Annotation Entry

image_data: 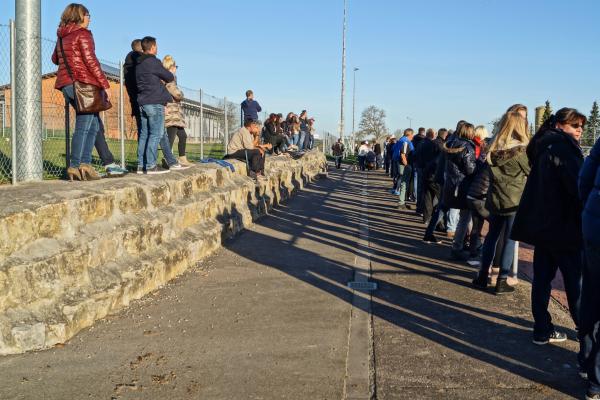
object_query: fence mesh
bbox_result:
[0,25,11,184]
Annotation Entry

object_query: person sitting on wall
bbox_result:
[224,119,271,180]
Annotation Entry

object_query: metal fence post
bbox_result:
[64,99,70,169]
[15,0,43,182]
[119,61,125,168]
[200,88,203,160]
[223,96,228,151]
[10,19,16,184]
[1,101,5,138]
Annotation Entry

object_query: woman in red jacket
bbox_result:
[51,3,112,181]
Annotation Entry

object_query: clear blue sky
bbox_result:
[3,0,600,136]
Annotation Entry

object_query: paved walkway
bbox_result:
[0,165,583,399]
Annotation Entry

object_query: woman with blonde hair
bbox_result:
[162,55,190,166]
[473,111,530,294]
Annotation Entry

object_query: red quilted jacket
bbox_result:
[51,24,109,90]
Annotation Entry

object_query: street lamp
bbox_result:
[351,67,359,151]
[406,116,413,129]
[339,0,347,141]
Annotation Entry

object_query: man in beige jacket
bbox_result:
[225,120,271,178]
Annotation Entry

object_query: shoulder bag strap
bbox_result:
[58,37,75,82]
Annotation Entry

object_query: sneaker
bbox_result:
[472,274,488,290]
[146,166,170,175]
[494,278,515,294]
[466,259,481,267]
[532,330,567,345]
[392,190,400,195]
[423,234,442,244]
[136,166,144,175]
[398,204,408,211]
[587,383,600,400]
[169,162,191,171]
[105,163,128,176]
[161,158,170,170]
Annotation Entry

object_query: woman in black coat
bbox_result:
[511,107,586,345]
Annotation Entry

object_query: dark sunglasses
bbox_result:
[569,123,584,129]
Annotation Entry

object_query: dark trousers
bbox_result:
[225,149,265,174]
[422,180,440,224]
[579,242,600,385]
[425,201,448,237]
[531,246,582,337]
[266,134,286,153]
[416,168,425,213]
[95,120,115,166]
[384,157,391,174]
[467,198,487,257]
[166,126,187,156]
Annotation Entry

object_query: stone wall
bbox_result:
[0,151,327,355]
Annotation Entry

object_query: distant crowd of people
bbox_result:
[53,3,315,182]
[358,105,600,399]
[224,90,317,179]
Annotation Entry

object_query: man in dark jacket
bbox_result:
[512,111,585,345]
[135,36,175,174]
[411,128,427,211]
[241,90,262,123]
[332,139,345,169]
[578,137,600,399]
[385,137,395,176]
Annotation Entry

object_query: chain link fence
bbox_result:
[0,24,12,184]
[0,21,244,184]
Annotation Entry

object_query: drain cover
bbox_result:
[347,281,377,291]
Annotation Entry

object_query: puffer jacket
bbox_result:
[51,24,109,90]
[486,144,529,216]
[512,129,582,250]
[441,136,476,209]
[164,81,185,128]
[580,137,600,245]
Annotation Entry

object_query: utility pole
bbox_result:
[339,0,347,141]
[406,116,413,129]
[351,67,358,151]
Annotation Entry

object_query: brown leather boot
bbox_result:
[79,164,101,181]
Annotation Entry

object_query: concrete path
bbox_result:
[0,166,584,399]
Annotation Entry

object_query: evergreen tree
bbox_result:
[584,101,600,147]
[541,100,552,125]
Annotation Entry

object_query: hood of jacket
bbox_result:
[56,23,85,39]
[443,136,474,154]
[489,145,528,167]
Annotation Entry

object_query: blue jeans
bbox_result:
[297,131,306,150]
[532,245,582,337]
[579,242,600,385]
[478,213,516,279]
[397,165,412,205]
[138,104,165,169]
[62,85,100,168]
[446,208,460,232]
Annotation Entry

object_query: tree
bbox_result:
[357,105,388,142]
[583,101,600,147]
[541,100,552,125]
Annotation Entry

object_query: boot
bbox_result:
[472,273,488,290]
[78,164,101,181]
[178,156,191,166]
[495,278,515,294]
[66,166,83,181]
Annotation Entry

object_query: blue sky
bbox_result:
[2,0,600,136]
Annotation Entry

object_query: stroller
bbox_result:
[365,151,377,171]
